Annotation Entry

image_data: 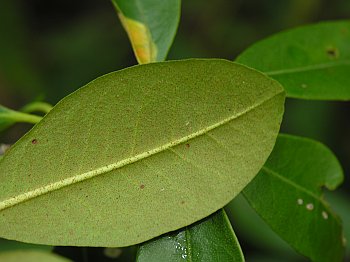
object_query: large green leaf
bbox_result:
[236,20,350,100]
[243,134,345,262]
[111,0,181,63]
[0,250,71,262]
[137,209,244,262]
[0,59,284,247]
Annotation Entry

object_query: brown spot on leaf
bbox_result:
[326,47,339,59]
[31,139,38,145]
[185,143,190,148]
[140,184,145,189]
[181,201,185,204]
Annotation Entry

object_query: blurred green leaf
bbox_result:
[0,0,45,98]
[0,250,70,262]
[236,20,350,100]
[243,134,345,262]
[0,59,284,247]
[0,238,52,253]
[111,0,181,63]
[137,209,244,262]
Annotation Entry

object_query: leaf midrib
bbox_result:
[260,166,331,210]
[265,60,350,76]
[0,91,282,212]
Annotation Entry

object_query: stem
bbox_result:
[21,101,53,114]
[1,111,43,124]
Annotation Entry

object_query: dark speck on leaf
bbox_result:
[140,184,145,189]
[326,47,339,59]
[181,201,185,204]
[186,143,190,148]
[31,139,38,145]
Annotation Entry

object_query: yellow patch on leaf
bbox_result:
[118,13,158,64]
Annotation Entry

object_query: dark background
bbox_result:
[0,0,349,261]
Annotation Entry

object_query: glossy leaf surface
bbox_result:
[137,209,244,262]
[0,251,70,262]
[112,0,180,63]
[0,59,284,247]
[236,20,350,100]
[243,134,345,262]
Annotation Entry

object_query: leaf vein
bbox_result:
[265,60,350,76]
[0,92,282,211]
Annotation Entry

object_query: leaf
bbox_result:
[0,250,71,262]
[137,209,244,262]
[0,238,52,252]
[0,59,285,247]
[226,194,304,260]
[236,20,350,100]
[0,105,42,132]
[325,192,350,258]
[111,0,181,63]
[243,134,345,262]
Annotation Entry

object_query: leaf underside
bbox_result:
[0,59,284,247]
